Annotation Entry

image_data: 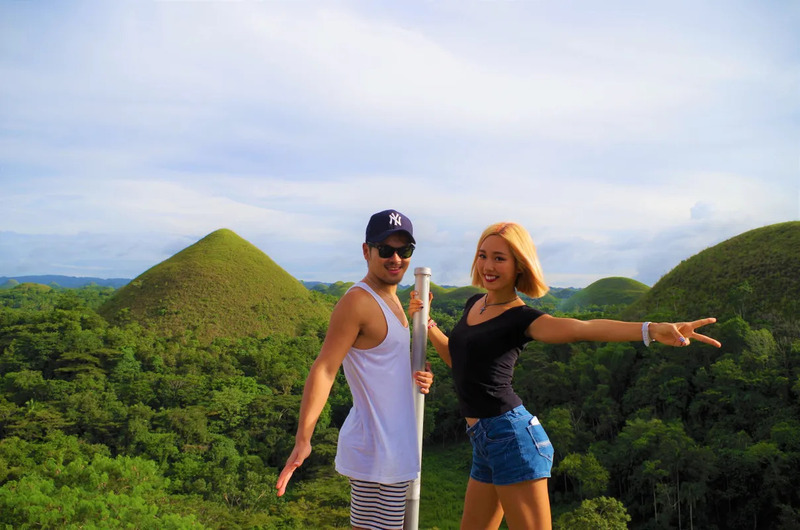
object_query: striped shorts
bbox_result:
[349,478,411,530]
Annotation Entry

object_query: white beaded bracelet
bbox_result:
[642,321,653,347]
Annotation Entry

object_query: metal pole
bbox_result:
[404,267,431,530]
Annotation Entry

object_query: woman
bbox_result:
[410,222,720,530]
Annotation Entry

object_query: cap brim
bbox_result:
[367,229,415,245]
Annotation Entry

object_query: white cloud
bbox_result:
[1,1,797,286]
[6,1,788,148]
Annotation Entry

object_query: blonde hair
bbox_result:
[470,222,550,299]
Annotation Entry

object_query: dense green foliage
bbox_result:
[421,291,800,527]
[2,222,798,529]
[98,229,332,344]
[0,282,117,311]
[1,284,350,528]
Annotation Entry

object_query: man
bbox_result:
[276,209,433,530]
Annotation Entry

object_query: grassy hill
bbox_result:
[98,228,332,343]
[398,283,484,314]
[559,276,649,312]
[10,282,52,292]
[309,281,356,298]
[396,283,574,314]
[623,221,800,336]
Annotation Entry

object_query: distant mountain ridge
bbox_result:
[0,275,130,289]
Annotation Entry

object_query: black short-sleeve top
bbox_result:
[449,293,545,418]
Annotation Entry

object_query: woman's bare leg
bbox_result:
[460,478,504,530]
[496,478,551,530]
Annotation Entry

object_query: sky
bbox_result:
[1,1,798,289]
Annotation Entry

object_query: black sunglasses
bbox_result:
[368,243,415,259]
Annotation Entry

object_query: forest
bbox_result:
[1,280,798,529]
[1,222,799,529]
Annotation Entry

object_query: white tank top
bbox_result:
[334,282,420,483]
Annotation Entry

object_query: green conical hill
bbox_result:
[13,282,51,292]
[623,221,800,334]
[559,277,649,312]
[397,282,563,313]
[98,229,331,343]
[398,283,484,312]
[533,292,561,307]
[311,281,355,298]
[427,284,485,303]
[1,279,20,289]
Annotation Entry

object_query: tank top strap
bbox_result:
[350,281,406,329]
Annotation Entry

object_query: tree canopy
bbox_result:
[2,222,798,529]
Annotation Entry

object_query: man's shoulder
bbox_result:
[334,284,375,313]
[329,284,384,332]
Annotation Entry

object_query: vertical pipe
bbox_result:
[404,267,431,530]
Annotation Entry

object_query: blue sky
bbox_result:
[1,1,798,288]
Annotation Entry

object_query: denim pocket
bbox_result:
[485,416,517,443]
[527,420,554,462]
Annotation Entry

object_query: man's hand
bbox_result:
[276,441,312,497]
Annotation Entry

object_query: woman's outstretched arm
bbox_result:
[527,315,721,348]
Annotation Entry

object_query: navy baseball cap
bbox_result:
[365,209,415,244]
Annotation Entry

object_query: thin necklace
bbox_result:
[480,294,520,314]
[366,280,405,315]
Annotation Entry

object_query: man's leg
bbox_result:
[350,479,411,530]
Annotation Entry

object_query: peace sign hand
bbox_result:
[651,318,721,348]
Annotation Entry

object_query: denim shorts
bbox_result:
[466,405,554,485]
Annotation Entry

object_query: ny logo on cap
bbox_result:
[389,212,402,226]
